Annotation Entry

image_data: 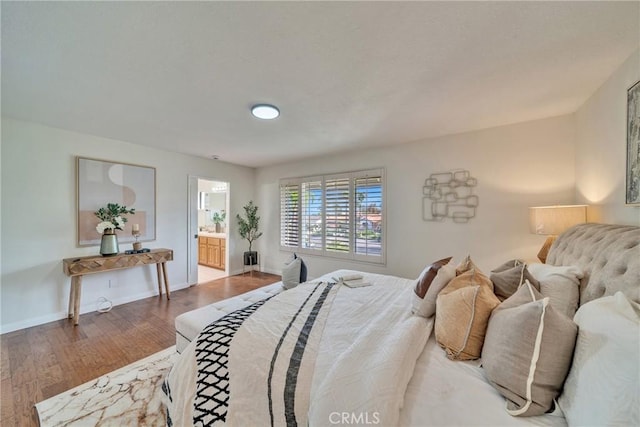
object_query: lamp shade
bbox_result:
[529,205,587,236]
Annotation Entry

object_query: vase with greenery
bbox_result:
[236,200,262,265]
[95,203,135,256]
[212,211,226,233]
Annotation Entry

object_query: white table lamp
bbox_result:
[529,205,587,263]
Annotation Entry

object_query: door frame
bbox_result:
[187,175,230,284]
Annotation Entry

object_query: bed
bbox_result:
[164,223,639,426]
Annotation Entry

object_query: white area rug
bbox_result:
[35,346,178,427]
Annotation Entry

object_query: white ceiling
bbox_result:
[2,1,638,168]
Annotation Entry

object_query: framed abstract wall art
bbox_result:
[77,157,156,246]
[627,80,640,205]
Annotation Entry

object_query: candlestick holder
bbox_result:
[132,229,142,251]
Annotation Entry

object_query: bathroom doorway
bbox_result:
[188,176,229,284]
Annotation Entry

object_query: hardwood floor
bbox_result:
[0,272,280,427]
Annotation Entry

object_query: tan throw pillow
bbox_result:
[482,281,578,417]
[490,260,540,301]
[440,267,494,295]
[414,257,453,298]
[435,281,500,360]
[455,254,479,275]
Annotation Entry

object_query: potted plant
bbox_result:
[95,203,135,256]
[236,200,262,266]
[212,211,226,233]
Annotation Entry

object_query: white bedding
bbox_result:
[400,336,567,426]
[165,269,570,426]
[164,269,431,426]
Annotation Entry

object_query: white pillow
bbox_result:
[558,292,640,426]
[412,262,456,318]
[527,263,582,318]
[282,258,302,289]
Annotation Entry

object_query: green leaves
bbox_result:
[94,203,135,231]
[236,200,262,252]
[212,211,226,224]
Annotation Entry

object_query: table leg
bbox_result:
[68,277,77,319]
[156,264,163,296]
[73,276,82,326]
[161,262,170,300]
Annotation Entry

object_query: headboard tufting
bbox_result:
[546,223,640,306]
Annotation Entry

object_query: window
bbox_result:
[280,168,384,264]
[280,183,299,248]
[301,180,322,250]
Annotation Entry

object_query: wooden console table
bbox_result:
[62,248,173,325]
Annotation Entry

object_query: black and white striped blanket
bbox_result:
[163,272,432,427]
[193,281,337,426]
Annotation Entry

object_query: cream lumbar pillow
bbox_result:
[435,267,499,360]
[411,257,455,318]
[558,292,639,427]
[482,280,578,417]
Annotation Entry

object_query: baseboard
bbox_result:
[0,281,192,334]
[229,268,245,276]
[228,267,281,277]
[261,267,280,275]
[1,312,68,335]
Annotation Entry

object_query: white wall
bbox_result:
[0,118,255,333]
[575,49,640,225]
[256,115,577,280]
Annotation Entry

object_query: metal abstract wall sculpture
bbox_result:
[422,170,478,223]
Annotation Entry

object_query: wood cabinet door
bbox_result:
[198,237,208,265]
[220,242,226,269]
[198,243,207,264]
[207,240,216,267]
[212,245,221,268]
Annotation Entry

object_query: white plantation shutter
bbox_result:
[354,172,383,259]
[280,182,299,248]
[301,180,322,250]
[325,176,351,255]
[279,168,385,264]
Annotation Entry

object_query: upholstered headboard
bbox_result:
[546,223,640,305]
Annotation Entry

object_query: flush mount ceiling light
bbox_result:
[251,104,280,120]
